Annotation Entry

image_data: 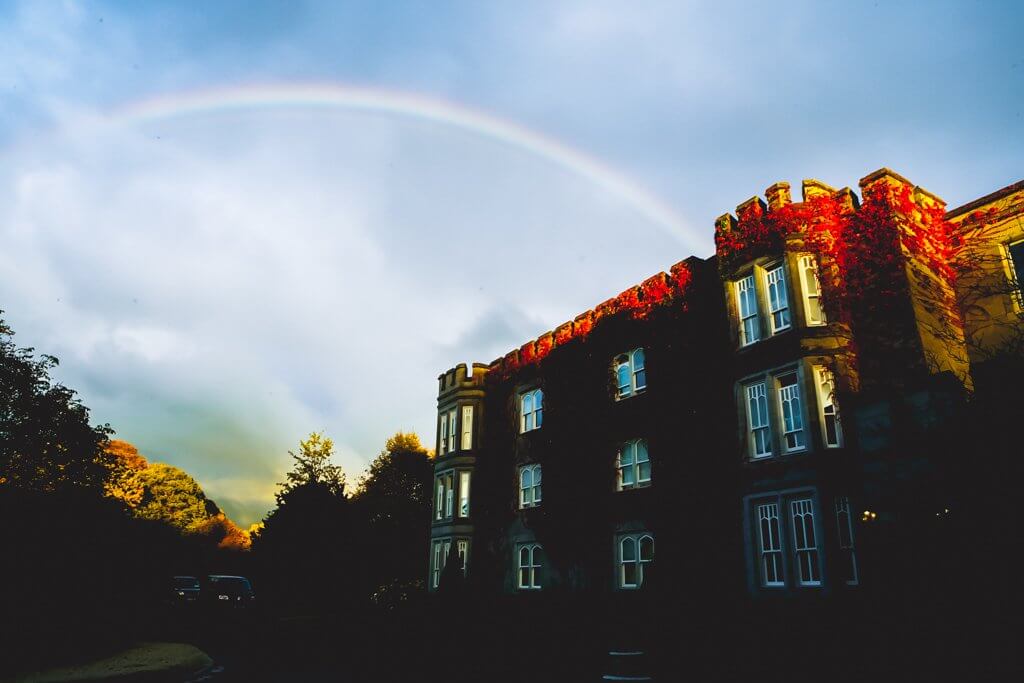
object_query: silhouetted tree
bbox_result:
[276,431,345,501]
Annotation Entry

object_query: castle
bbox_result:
[426,169,1023,675]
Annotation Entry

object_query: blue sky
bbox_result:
[1,1,1021,524]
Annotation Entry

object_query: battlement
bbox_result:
[437,362,489,395]
[482,257,701,380]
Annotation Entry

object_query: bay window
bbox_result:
[777,373,805,452]
[745,381,772,458]
[435,471,454,520]
[814,365,842,448]
[458,471,471,517]
[799,255,826,326]
[765,263,791,333]
[736,274,761,346]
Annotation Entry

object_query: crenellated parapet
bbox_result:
[482,257,701,380]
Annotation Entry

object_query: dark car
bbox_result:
[171,575,201,604]
[205,575,255,607]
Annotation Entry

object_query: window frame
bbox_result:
[431,538,451,589]
[516,543,543,590]
[616,439,651,491]
[519,388,543,433]
[798,254,827,327]
[834,496,859,586]
[460,405,474,450]
[617,533,654,590]
[614,348,647,399]
[518,463,542,509]
[764,261,792,335]
[446,407,457,453]
[746,490,824,592]
[813,365,843,448]
[1005,238,1024,312]
[458,470,471,518]
[434,470,455,521]
[756,502,784,588]
[744,380,772,459]
[735,273,762,346]
[776,372,806,454]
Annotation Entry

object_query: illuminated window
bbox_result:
[519,464,542,509]
[446,407,457,452]
[735,274,761,346]
[431,538,451,589]
[618,533,654,589]
[765,263,791,334]
[745,381,772,459]
[458,471,471,517]
[814,365,842,448]
[777,373,805,452]
[799,255,826,326]
[835,496,858,586]
[616,439,651,490]
[460,405,474,450]
[756,503,784,587]
[790,499,820,586]
[1008,240,1024,308]
[517,544,543,590]
[456,539,469,576]
[439,407,457,454]
[614,348,647,399]
[520,389,543,433]
[434,471,454,520]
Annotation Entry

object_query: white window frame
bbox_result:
[519,464,542,509]
[431,538,451,589]
[776,372,806,453]
[618,533,654,589]
[456,538,469,576]
[447,407,457,453]
[438,413,448,456]
[756,503,784,587]
[517,544,542,590]
[735,274,761,346]
[790,498,821,587]
[745,381,772,459]
[764,262,791,334]
[519,389,543,433]
[614,348,647,399]
[616,439,651,490]
[458,470,471,518]
[835,496,858,586]
[798,254,827,326]
[435,470,455,520]
[814,365,843,448]
[460,405,474,450]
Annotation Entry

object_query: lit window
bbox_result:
[461,405,474,450]
[790,499,820,586]
[777,373,805,452]
[517,544,543,590]
[434,471,454,520]
[519,464,542,509]
[614,349,647,399]
[745,381,772,459]
[756,503,784,587]
[616,439,651,490]
[835,497,858,586]
[799,255,826,326]
[520,389,543,433]
[1008,240,1024,308]
[431,538,451,589]
[619,534,654,589]
[736,274,761,346]
[765,263,791,334]
[446,407,457,453]
[456,539,469,576]
[458,471,471,518]
[814,365,842,448]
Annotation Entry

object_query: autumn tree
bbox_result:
[277,431,346,501]
[133,462,221,533]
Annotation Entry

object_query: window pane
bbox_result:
[622,467,635,486]
[623,563,637,586]
[636,441,649,462]
[639,536,654,561]
[621,537,636,561]
[1009,241,1024,290]
[521,467,532,489]
[620,445,634,467]
[617,363,631,396]
[638,460,652,482]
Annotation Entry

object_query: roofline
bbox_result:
[946,179,1024,219]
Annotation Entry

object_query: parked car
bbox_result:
[205,575,255,607]
[171,575,201,604]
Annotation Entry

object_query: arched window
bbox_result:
[619,533,654,588]
[517,544,543,590]
[616,439,651,490]
[520,388,543,432]
[519,464,542,508]
[614,348,647,399]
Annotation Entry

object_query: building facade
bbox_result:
[427,168,1023,608]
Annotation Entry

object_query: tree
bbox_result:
[276,431,346,501]
[0,313,111,493]
[134,462,220,533]
[102,439,148,507]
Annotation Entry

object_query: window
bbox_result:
[764,263,791,334]
[736,274,761,345]
[1008,240,1024,308]
[458,471,471,517]
[814,365,842,448]
[835,497,858,586]
[745,381,772,458]
[756,503,784,587]
[456,539,469,576]
[439,408,457,454]
[517,544,543,590]
[435,471,454,520]
[619,534,654,589]
[431,538,451,589]
[616,439,651,490]
[790,499,820,586]
[520,389,543,433]
[519,464,542,508]
[799,255,826,326]
[461,405,474,450]
[777,373,805,452]
[614,349,647,399]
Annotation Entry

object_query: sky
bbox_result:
[1,0,1021,525]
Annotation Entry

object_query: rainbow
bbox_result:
[108,83,698,249]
